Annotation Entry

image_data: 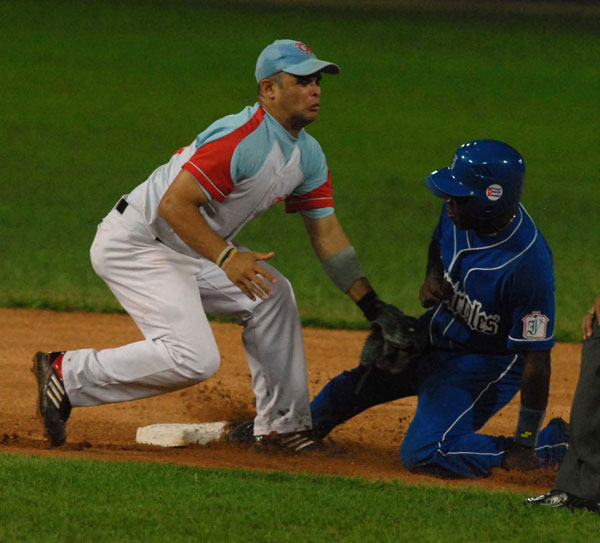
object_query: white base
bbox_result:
[136,422,229,447]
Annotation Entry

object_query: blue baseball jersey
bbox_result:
[427,202,555,354]
[310,201,565,479]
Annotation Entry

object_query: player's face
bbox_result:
[273,72,322,134]
[445,196,478,230]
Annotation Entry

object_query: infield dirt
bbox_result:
[1,308,580,492]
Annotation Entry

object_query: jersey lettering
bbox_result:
[443,272,500,335]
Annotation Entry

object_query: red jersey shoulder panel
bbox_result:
[182,107,266,202]
[285,171,334,213]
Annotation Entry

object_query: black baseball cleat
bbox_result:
[32,351,72,447]
[524,489,573,508]
[524,489,600,513]
[228,420,324,453]
[228,420,255,443]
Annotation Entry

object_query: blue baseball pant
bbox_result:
[310,349,568,478]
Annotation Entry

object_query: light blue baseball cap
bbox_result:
[255,39,340,83]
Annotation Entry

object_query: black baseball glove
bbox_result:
[359,304,420,375]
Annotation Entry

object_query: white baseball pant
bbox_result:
[61,202,312,435]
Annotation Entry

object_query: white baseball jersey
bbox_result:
[61,103,337,437]
[127,103,334,257]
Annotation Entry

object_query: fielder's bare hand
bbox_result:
[225,251,277,301]
[419,275,453,308]
[583,295,600,340]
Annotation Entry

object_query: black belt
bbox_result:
[116,198,164,245]
[116,198,129,214]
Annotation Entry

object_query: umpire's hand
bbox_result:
[583,295,600,340]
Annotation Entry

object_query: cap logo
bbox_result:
[294,42,312,55]
[486,184,503,201]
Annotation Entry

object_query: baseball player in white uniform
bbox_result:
[33,39,397,453]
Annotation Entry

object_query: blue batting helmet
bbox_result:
[425,140,525,219]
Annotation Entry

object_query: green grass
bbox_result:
[1,0,598,339]
[1,5,598,541]
[1,453,599,543]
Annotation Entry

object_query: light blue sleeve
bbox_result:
[195,105,258,148]
[300,208,334,219]
[295,133,334,219]
[230,122,272,183]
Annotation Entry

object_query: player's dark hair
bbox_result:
[257,72,283,97]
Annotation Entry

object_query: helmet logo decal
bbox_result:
[294,42,312,54]
[486,184,503,201]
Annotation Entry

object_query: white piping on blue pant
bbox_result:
[433,354,519,459]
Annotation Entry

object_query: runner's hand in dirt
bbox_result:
[503,444,539,471]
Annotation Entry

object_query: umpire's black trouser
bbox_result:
[554,318,600,501]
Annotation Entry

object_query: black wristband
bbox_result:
[514,406,545,448]
[356,290,385,321]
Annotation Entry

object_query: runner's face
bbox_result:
[445,196,477,230]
